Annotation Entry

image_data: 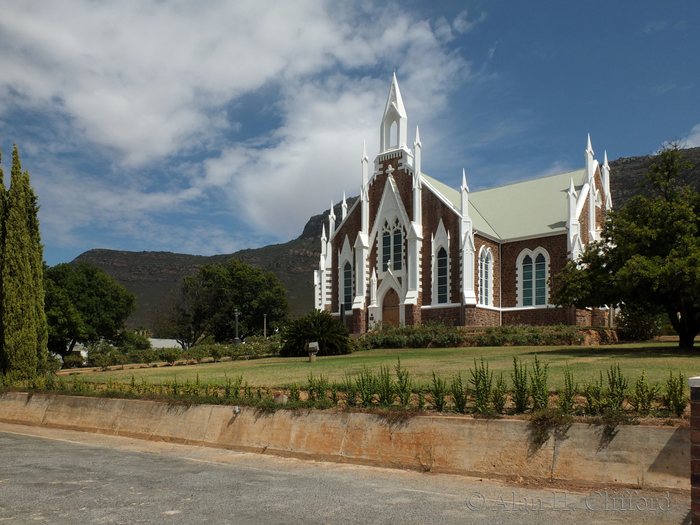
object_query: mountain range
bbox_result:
[73,147,700,329]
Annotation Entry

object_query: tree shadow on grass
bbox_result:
[521,345,697,360]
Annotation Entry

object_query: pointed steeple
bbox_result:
[320,224,327,258]
[328,200,336,235]
[601,151,612,210]
[361,140,369,190]
[379,74,408,153]
[461,168,470,193]
[585,134,596,183]
[460,168,470,216]
[341,192,347,220]
[413,126,422,186]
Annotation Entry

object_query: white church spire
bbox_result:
[460,168,476,305]
[328,200,336,236]
[379,73,408,153]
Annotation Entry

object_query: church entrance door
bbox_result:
[382,288,400,327]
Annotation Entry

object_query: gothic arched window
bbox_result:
[437,247,448,303]
[479,248,493,306]
[382,219,403,272]
[343,261,353,312]
[518,249,549,307]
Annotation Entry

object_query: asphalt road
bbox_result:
[0,423,691,524]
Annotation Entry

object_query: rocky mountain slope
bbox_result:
[73,148,700,329]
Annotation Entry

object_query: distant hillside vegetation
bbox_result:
[73,149,700,330]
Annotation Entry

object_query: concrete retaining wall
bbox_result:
[0,392,689,490]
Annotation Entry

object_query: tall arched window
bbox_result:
[437,247,448,303]
[519,249,549,307]
[479,248,493,306]
[382,219,403,272]
[522,255,533,306]
[534,253,546,306]
[343,262,353,312]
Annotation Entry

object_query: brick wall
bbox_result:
[503,307,572,326]
[421,187,461,306]
[404,303,421,326]
[690,376,700,524]
[421,306,462,325]
[501,235,568,308]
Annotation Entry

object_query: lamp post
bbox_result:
[233,308,241,345]
[264,313,267,338]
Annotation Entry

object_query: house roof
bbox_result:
[422,168,586,241]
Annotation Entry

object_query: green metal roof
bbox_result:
[422,168,586,241]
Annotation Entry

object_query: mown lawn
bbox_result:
[73,342,698,391]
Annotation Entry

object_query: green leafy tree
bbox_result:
[153,259,289,347]
[553,142,700,348]
[44,262,137,357]
[0,146,48,377]
[280,309,352,357]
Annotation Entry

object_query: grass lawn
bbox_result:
[74,342,698,392]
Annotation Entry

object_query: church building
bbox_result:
[314,75,612,333]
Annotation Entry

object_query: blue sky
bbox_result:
[0,1,698,267]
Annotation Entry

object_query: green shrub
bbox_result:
[114,330,152,352]
[491,372,507,414]
[280,310,353,357]
[615,304,665,341]
[433,332,463,348]
[395,358,413,407]
[62,354,84,369]
[406,333,434,348]
[557,365,577,415]
[662,371,688,416]
[183,346,207,364]
[451,372,468,414]
[583,372,605,415]
[342,373,357,407]
[605,363,628,412]
[469,358,492,414]
[511,357,529,413]
[530,355,549,411]
[376,365,396,407]
[307,372,329,402]
[630,371,659,416]
[355,365,376,407]
[289,382,301,403]
[157,347,182,365]
[430,372,448,412]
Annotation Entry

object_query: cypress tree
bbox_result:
[25,168,48,371]
[0,147,6,371]
[1,145,39,377]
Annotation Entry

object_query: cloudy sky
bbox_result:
[1,1,698,266]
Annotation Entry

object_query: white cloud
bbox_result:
[0,1,477,256]
[685,124,700,148]
[453,10,487,35]
[644,20,667,34]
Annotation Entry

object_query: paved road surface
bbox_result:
[0,423,690,524]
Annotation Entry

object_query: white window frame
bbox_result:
[516,248,550,308]
[338,235,354,313]
[478,246,493,306]
[381,218,404,273]
[431,219,450,305]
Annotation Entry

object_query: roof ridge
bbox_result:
[470,168,584,194]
